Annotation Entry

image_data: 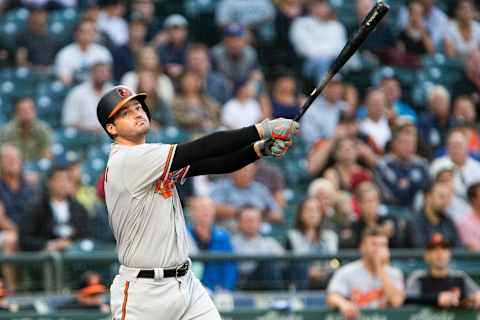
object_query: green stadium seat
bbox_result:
[184,0,220,16]
[55,127,100,154]
[48,8,79,41]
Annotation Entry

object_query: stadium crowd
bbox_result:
[1,0,480,317]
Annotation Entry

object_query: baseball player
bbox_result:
[96,85,299,320]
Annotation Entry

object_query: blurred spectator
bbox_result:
[289,0,347,83]
[359,89,391,151]
[216,0,274,31]
[457,182,480,251]
[398,0,449,49]
[452,96,480,154]
[394,1,435,66]
[15,4,60,69]
[185,43,233,105]
[0,201,18,292]
[418,85,455,158]
[301,76,346,147]
[211,23,260,84]
[187,196,237,291]
[0,144,35,226]
[232,206,285,290]
[54,19,113,85]
[453,50,480,109]
[73,271,109,313]
[285,198,338,289]
[269,71,301,119]
[111,12,147,81]
[376,121,430,208]
[307,111,379,176]
[20,164,89,251]
[0,97,53,162]
[136,70,174,128]
[353,0,396,63]
[0,279,9,309]
[130,0,162,43]
[157,14,190,79]
[22,0,76,9]
[327,227,405,318]
[445,0,480,59]
[307,178,344,229]
[210,164,282,227]
[254,160,286,209]
[63,154,98,214]
[323,137,372,194]
[431,129,480,221]
[172,71,220,134]
[379,68,417,123]
[62,61,113,134]
[121,46,174,106]
[407,181,462,248]
[221,79,264,129]
[406,234,480,309]
[269,0,303,68]
[97,0,128,47]
[350,182,404,248]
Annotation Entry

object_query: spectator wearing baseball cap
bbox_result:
[406,233,480,309]
[157,14,190,78]
[211,23,261,84]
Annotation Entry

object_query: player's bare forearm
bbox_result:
[171,126,260,171]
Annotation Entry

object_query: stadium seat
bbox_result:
[48,8,79,42]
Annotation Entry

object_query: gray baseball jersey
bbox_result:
[105,143,190,268]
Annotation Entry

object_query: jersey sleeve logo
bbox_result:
[154,168,188,199]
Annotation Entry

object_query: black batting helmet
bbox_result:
[96,85,151,138]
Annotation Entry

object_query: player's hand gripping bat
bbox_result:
[295,1,390,121]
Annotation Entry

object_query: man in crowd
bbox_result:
[187,196,237,292]
[406,234,480,309]
[231,206,285,290]
[359,89,391,152]
[457,182,480,251]
[376,121,430,209]
[210,163,282,228]
[21,164,89,252]
[430,129,480,221]
[327,227,405,319]
[0,97,53,162]
[62,61,113,134]
[407,181,462,248]
[54,19,112,85]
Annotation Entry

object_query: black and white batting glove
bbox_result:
[255,139,292,158]
[259,118,300,141]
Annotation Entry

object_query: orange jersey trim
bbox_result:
[121,281,130,320]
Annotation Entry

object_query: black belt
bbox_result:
[137,262,189,279]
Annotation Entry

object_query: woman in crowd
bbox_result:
[285,197,338,289]
[445,0,480,59]
[120,45,175,105]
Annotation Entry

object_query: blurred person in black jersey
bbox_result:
[406,233,480,309]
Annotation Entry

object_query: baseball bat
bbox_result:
[294,1,390,121]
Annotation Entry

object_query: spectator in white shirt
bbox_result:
[445,0,480,59]
[97,0,128,47]
[430,129,480,222]
[62,61,113,133]
[54,19,112,85]
[221,79,264,129]
[359,89,391,151]
[289,0,347,83]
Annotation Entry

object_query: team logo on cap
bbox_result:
[117,88,131,98]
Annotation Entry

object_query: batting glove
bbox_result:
[259,118,300,141]
[256,139,292,158]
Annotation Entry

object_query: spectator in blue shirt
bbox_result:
[407,181,462,248]
[210,163,283,228]
[0,144,35,226]
[418,85,455,159]
[187,196,238,292]
[376,120,431,209]
[157,14,190,79]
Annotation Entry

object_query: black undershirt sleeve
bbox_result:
[186,145,259,177]
[170,126,260,172]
